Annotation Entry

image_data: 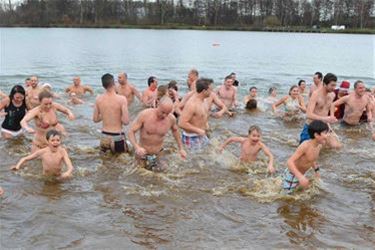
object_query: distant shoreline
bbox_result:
[1,24,374,34]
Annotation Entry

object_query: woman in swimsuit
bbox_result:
[272,85,306,119]
[0,85,27,139]
[21,90,75,152]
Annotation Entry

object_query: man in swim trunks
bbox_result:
[128,96,186,171]
[283,120,328,193]
[300,73,340,149]
[178,78,213,151]
[331,80,373,126]
[93,73,129,153]
[26,76,42,109]
[116,72,142,106]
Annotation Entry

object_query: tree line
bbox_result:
[1,0,374,29]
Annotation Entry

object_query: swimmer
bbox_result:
[128,96,187,171]
[300,73,340,149]
[216,75,237,109]
[65,76,94,96]
[178,78,212,151]
[243,86,257,105]
[26,75,42,109]
[116,72,142,105]
[283,120,328,192]
[265,87,278,104]
[93,73,129,154]
[309,71,323,97]
[272,85,306,116]
[21,90,75,152]
[298,80,307,97]
[11,129,74,180]
[331,80,373,126]
[141,76,158,107]
[220,125,275,174]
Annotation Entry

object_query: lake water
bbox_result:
[0,28,374,249]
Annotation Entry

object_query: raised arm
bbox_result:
[330,95,349,119]
[84,85,94,95]
[272,96,287,112]
[259,142,275,173]
[220,137,245,152]
[54,102,75,120]
[21,107,39,133]
[11,149,43,170]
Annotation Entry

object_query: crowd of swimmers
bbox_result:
[0,70,374,196]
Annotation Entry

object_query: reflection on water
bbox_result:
[0,28,374,248]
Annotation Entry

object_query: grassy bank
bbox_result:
[1,23,374,34]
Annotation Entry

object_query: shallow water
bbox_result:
[0,28,374,249]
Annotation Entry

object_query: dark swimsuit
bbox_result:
[101,131,128,153]
[1,101,26,131]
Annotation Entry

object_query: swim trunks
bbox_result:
[299,123,310,144]
[282,168,300,193]
[181,131,209,151]
[142,154,159,171]
[100,131,128,153]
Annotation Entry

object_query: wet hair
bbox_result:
[38,90,53,102]
[123,72,128,78]
[196,78,212,93]
[315,72,323,80]
[354,80,364,89]
[268,87,276,95]
[248,125,261,135]
[101,73,114,89]
[168,80,178,91]
[46,129,61,140]
[308,120,329,139]
[230,72,236,76]
[25,77,30,81]
[298,80,305,86]
[148,76,156,86]
[245,99,257,110]
[9,85,26,103]
[323,73,337,85]
[288,85,298,95]
[249,86,257,92]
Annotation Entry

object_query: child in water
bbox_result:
[220,125,275,173]
[11,129,74,180]
[283,120,327,193]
